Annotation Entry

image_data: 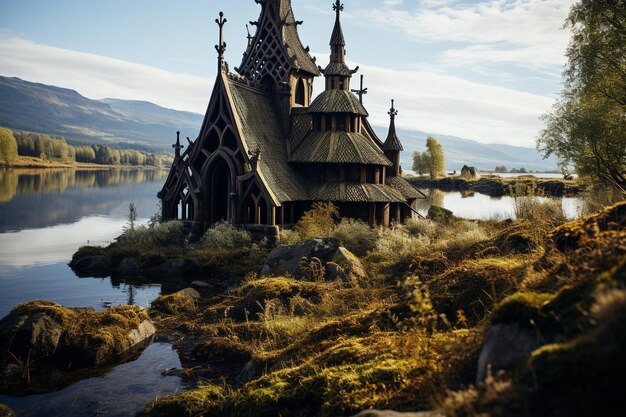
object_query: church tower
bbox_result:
[236,0,320,110]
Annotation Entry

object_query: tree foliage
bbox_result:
[426,136,446,179]
[412,151,431,176]
[11,131,170,167]
[537,0,626,192]
[0,128,18,165]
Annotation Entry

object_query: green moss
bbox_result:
[492,292,554,325]
[150,292,196,315]
[70,245,107,264]
[428,257,526,325]
[141,384,225,417]
[230,277,324,319]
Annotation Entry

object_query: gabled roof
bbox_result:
[289,130,392,166]
[223,74,310,202]
[308,90,368,116]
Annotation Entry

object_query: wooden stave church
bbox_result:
[158,0,423,239]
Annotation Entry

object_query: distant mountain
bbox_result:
[0,76,202,151]
[371,126,558,172]
[0,75,556,170]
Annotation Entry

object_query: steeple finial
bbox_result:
[173,131,184,159]
[215,12,227,72]
[388,99,398,120]
[333,0,344,17]
[351,74,368,104]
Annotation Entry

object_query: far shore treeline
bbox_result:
[0,127,172,167]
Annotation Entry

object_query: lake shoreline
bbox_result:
[406,174,583,197]
[1,156,168,170]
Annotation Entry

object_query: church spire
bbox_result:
[330,0,346,54]
[172,131,184,160]
[384,99,403,152]
[321,1,358,91]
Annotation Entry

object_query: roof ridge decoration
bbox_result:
[383,99,404,151]
[235,0,320,88]
[215,12,227,73]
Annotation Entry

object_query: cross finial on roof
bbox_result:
[172,131,184,159]
[215,11,227,72]
[351,74,368,104]
[388,99,398,119]
[333,0,344,16]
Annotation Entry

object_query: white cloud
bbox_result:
[0,30,213,113]
[0,30,553,147]
[356,0,574,71]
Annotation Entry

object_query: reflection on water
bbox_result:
[416,189,583,220]
[0,168,169,315]
[0,168,167,232]
[0,343,183,417]
[0,168,183,416]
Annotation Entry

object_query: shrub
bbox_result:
[295,202,339,239]
[375,224,430,257]
[201,221,251,250]
[277,228,302,245]
[332,218,377,256]
[404,218,437,239]
[117,221,184,249]
[514,196,566,224]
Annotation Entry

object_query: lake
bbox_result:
[0,168,185,417]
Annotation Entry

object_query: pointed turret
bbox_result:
[383,100,403,176]
[320,1,359,91]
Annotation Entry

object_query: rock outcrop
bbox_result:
[261,238,366,281]
[0,301,155,394]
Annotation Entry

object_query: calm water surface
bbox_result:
[0,168,184,417]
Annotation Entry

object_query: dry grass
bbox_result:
[142,201,626,417]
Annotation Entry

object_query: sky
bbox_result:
[0,0,575,147]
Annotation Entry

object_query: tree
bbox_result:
[0,128,18,165]
[425,136,445,179]
[537,0,625,193]
[412,151,431,176]
[495,166,508,173]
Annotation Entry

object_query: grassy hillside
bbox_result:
[0,76,202,151]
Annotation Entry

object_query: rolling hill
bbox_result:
[0,76,202,151]
[0,75,557,170]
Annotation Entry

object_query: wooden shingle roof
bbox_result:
[386,176,424,200]
[289,130,392,166]
[307,90,368,116]
[310,182,406,203]
[225,76,310,202]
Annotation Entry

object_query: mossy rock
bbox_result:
[150,288,200,315]
[492,292,554,325]
[1,302,155,394]
[191,337,252,369]
[70,245,107,265]
[140,384,225,417]
[552,200,626,252]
